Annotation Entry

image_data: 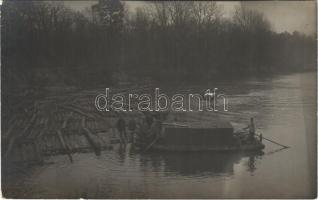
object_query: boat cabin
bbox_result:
[160,121,235,147]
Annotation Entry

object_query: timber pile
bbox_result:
[3,84,220,165]
[2,85,150,165]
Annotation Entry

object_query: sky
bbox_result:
[63,1,316,35]
[241,1,316,36]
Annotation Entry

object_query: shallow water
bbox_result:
[3,72,316,198]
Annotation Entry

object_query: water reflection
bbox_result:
[140,151,264,177]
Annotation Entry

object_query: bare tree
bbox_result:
[167,1,192,28]
[233,6,271,33]
[191,2,221,27]
[152,2,170,28]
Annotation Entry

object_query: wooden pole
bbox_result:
[143,136,159,153]
[235,128,290,149]
[255,133,290,149]
[162,122,189,127]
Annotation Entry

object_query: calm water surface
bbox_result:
[3,72,316,198]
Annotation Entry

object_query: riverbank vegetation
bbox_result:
[2,0,315,88]
[2,0,316,90]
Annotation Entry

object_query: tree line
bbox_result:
[2,0,316,88]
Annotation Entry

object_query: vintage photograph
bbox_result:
[1,0,317,198]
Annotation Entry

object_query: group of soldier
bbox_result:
[116,112,167,147]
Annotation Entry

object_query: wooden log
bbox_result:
[21,113,37,138]
[55,114,74,162]
[49,135,56,152]
[36,118,49,139]
[162,122,189,127]
[20,143,26,163]
[4,112,38,160]
[60,105,95,120]
[78,134,90,148]
[62,112,73,129]
[56,130,73,162]
[81,116,86,127]
[82,127,102,156]
[3,120,18,140]
[69,134,79,150]
[43,136,50,152]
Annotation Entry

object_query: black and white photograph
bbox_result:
[1,0,317,198]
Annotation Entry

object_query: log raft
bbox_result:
[2,85,164,165]
[2,90,122,166]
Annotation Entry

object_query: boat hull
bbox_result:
[134,119,265,152]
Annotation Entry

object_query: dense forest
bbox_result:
[2,0,316,88]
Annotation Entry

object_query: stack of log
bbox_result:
[2,85,151,165]
[4,84,222,165]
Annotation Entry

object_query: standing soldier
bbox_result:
[259,133,263,142]
[145,112,154,127]
[244,117,256,142]
[117,117,127,145]
[128,118,137,143]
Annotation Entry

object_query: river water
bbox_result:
[3,72,316,198]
